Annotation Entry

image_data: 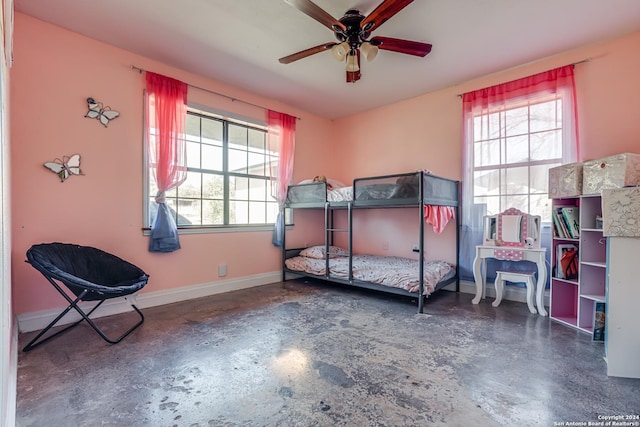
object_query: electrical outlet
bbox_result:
[218,264,227,277]
[383,241,389,251]
[412,244,420,253]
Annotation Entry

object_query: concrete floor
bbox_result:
[16,279,640,427]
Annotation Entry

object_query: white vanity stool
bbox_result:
[493,270,537,314]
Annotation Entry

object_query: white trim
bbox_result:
[3,318,17,427]
[444,279,550,307]
[142,224,293,236]
[3,0,13,68]
[17,271,282,333]
[187,102,267,128]
[17,275,551,334]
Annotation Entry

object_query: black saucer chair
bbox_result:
[23,242,149,352]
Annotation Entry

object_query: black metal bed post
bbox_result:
[456,181,461,292]
[324,202,330,279]
[418,172,425,313]
[348,201,353,283]
[281,205,287,283]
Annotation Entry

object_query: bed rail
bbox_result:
[353,171,459,208]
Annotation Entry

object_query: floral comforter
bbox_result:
[285,254,454,295]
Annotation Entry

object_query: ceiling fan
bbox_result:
[279,0,432,83]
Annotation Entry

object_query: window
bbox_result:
[146,109,279,229]
[471,95,563,223]
[459,65,579,280]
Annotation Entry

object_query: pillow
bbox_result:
[299,245,348,259]
[327,179,346,189]
[297,178,347,189]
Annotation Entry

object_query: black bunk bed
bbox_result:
[281,171,460,313]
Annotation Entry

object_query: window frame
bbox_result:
[143,106,283,234]
[469,92,565,224]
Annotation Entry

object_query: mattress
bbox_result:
[327,186,353,202]
[285,253,455,296]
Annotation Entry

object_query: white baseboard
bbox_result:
[17,274,550,333]
[17,271,282,333]
[3,318,17,427]
[445,279,549,307]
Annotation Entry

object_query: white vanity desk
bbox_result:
[471,208,548,316]
[471,245,547,316]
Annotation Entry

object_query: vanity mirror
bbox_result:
[483,207,540,248]
[483,215,498,245]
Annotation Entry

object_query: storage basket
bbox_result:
[583,153,640,195]
[549,162,583,199]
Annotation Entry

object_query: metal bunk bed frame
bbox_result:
[281,171,460,313]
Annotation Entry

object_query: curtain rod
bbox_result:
[130,65,301,120]
[455,58,591,98]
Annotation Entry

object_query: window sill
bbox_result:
[141,224,293,236]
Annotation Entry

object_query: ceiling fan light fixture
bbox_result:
[331,41,350,62]
[281,1,432,84]
[360,42,378,62]
[345,52,359,72]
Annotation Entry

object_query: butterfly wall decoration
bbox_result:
[43,154,84,182]
[85,97,119,127]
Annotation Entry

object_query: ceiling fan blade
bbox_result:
[371,36,432,57]
[279,42,337,64]
[284,0,346,32]
[361,0,414,32]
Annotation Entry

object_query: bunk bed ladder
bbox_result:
[324,202,351,281]
[324,202,330,280]
[323,201,352,282]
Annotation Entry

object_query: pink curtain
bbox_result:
[146,72,188,252]
[463,65,579,161]
[463,64,577,104]
[268,110,296,204]
[268,110,296,246]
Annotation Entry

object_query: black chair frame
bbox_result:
[23,243,149,352]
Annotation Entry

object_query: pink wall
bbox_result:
[11,12,640,316]
[333,30,640,265]
[572,32,640,160]
[10,14,336,315]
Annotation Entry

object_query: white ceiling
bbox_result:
[14,0,640,119]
